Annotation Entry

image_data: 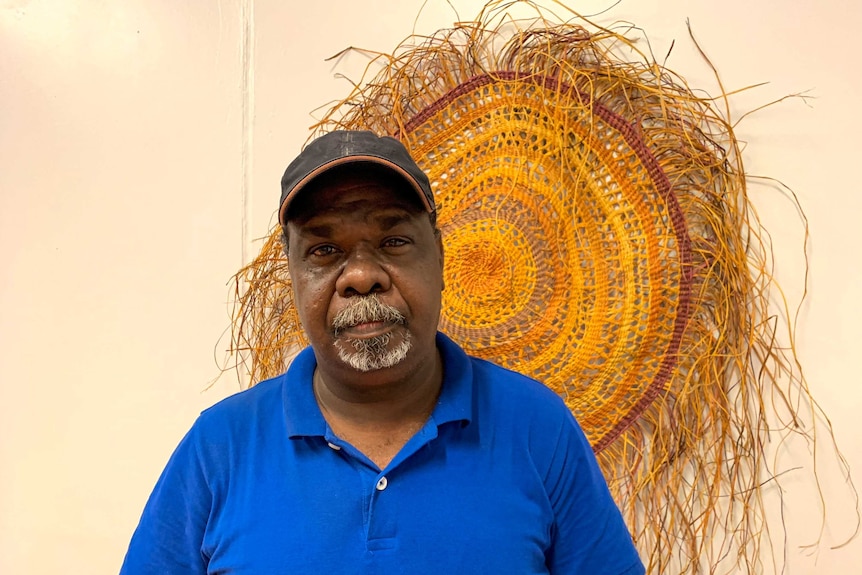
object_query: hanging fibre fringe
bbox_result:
[227,1,858,572]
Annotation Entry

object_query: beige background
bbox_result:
[1,0,860,573]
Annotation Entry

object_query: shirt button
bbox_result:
[376,476,388,491]
[327,442,341,451]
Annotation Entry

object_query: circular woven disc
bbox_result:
[402,73,692,450]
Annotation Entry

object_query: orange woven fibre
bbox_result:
[403,74,691,449]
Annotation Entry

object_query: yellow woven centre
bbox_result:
[445,220,535,328]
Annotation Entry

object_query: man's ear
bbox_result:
[435,229,445,291]
[280,226,290,257]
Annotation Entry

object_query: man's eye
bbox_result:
[310,245,338,257]
[383,237,409,248]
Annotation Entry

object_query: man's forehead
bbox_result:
[294,202,419,231]
[287,173,424,223]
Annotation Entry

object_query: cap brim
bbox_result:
[278,156,434,225]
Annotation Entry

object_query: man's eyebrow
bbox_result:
[375,212,416,230]
[298,223,335,238]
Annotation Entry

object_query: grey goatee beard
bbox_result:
[332,294,411,372]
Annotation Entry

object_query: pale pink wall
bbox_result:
[0,1,244,572]
[1,1,859,573]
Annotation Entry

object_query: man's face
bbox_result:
[285,170,444,380]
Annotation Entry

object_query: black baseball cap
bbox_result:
[278,130,435,225]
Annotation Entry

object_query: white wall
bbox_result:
[1,1,859,573]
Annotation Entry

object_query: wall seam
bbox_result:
[237,0,254,389]
[240,0,254,268]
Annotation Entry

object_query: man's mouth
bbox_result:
[332,295,406,337]
[338,320,394,339]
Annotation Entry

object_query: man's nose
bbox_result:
[335,246,391,297]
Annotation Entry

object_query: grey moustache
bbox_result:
[332,295,405,335]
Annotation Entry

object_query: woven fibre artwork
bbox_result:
[228,1,857,573]
[404,73,690,451]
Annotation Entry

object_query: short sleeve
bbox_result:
[544,412,645,575]
[119,425,211,575]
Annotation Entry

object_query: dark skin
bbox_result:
[285,169,445,469]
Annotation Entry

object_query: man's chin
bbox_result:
[335,332,412,373]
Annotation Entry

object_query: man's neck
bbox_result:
[312,352,443,468]
[312,350,443,426]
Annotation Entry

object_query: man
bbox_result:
[120,130,645,574]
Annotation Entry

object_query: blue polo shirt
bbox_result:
[121,333,644,574]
